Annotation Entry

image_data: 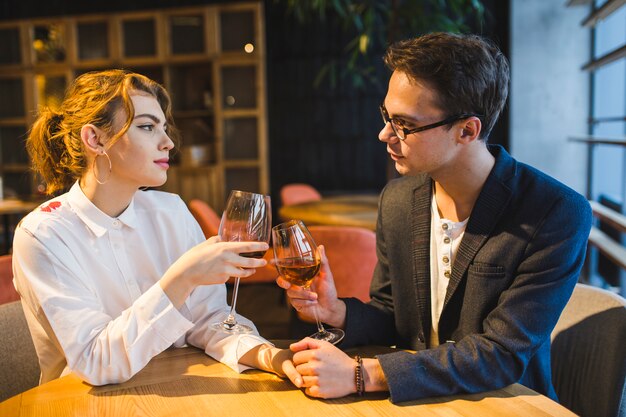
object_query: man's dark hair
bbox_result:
[383,32,509,141]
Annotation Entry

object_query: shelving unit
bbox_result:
[567,1,625,294]
[0,2,268,212]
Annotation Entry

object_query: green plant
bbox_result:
[277,0,485,91]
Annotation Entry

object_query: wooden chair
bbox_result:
[188,199,221,238]
[308,226,377,302]
[234,251,278,284]
[0,254,19,305]
[280,183,322,207]
[187,199,277,284]
[0,301,40,402]
[288,225,377,337]
[551,283,626,417]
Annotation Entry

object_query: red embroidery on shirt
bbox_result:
[40,201,61,212]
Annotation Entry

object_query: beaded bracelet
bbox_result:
[354,355,364,396]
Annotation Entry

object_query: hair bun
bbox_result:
[50,111,63,124]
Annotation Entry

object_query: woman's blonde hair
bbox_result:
[27,69,179,194]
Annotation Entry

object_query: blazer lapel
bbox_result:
[411,179,433,343]
[443,156,514,310]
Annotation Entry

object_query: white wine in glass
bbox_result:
[272,220,344,344]
[211,190,271,334]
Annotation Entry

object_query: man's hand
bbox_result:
[276,246,347,328]
[288,338,356,398]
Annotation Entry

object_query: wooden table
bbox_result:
[0,199,39,254]
[279,195,378,231]
[0,345,576,417]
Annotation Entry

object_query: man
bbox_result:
[278,33,592,403]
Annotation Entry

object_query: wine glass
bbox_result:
[211,190,271,334]
[272,220,345,344]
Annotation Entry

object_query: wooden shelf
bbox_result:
[589,227,626,271]
[588,199,626,272]
[222,108,259,118]
[582,44,626,72]
[0,2,268,210]
[173,110,213,118]
[568,136,626,146]
[223,160,260,168]
[590,200,626,233]
[0,118,27,126]
[589,116,626,124]
[1,165,30,172]
[170,164,218,173]
[576,0,626,290]
[581,0,626,27]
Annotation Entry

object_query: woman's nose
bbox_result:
[161,131,175,151]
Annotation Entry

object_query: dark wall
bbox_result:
[265,1,511,198]
[481,0,511,151]
[264,3,389,198]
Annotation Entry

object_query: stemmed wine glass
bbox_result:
[211,190,271,334]
[272,220,345,344]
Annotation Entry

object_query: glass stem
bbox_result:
[306,286,325,334]
[312,305,326,334]
[226,277,241,325]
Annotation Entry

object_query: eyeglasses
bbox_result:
[379,103,481,140]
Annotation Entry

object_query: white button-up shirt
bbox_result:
[429,193,468,347]
[13,182,268,385]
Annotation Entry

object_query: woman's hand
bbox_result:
[238,344,301,382]
[276,246,346,328]
[160,236,269,307]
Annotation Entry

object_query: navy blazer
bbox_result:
[341,145,592,403]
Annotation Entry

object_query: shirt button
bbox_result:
[444,270,451,278]
[443,237,451,244]
[112,220,120,227]
[442,223,449,231]
[442,256,449,264]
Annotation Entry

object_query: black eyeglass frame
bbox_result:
[379,104,482,140]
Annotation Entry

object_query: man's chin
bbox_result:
[394,161,410,176]
[395,162,424,177]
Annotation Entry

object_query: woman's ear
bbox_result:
[80,124,104,154]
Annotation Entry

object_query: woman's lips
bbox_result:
[154,159,169,169]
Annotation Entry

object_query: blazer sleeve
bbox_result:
[377,192,592,403]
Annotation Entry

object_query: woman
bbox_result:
[13,69,295,385]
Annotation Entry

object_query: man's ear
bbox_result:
[80,124,104,154]
[458,117,482,144]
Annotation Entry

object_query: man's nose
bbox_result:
[379,122,398,143]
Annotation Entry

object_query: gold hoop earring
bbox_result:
[93,151,112,185]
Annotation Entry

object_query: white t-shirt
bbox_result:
[13,182,268,385]
[429,194,468,347]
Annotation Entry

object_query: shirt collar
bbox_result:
[67,182,138,237]
[431,189,469,229]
